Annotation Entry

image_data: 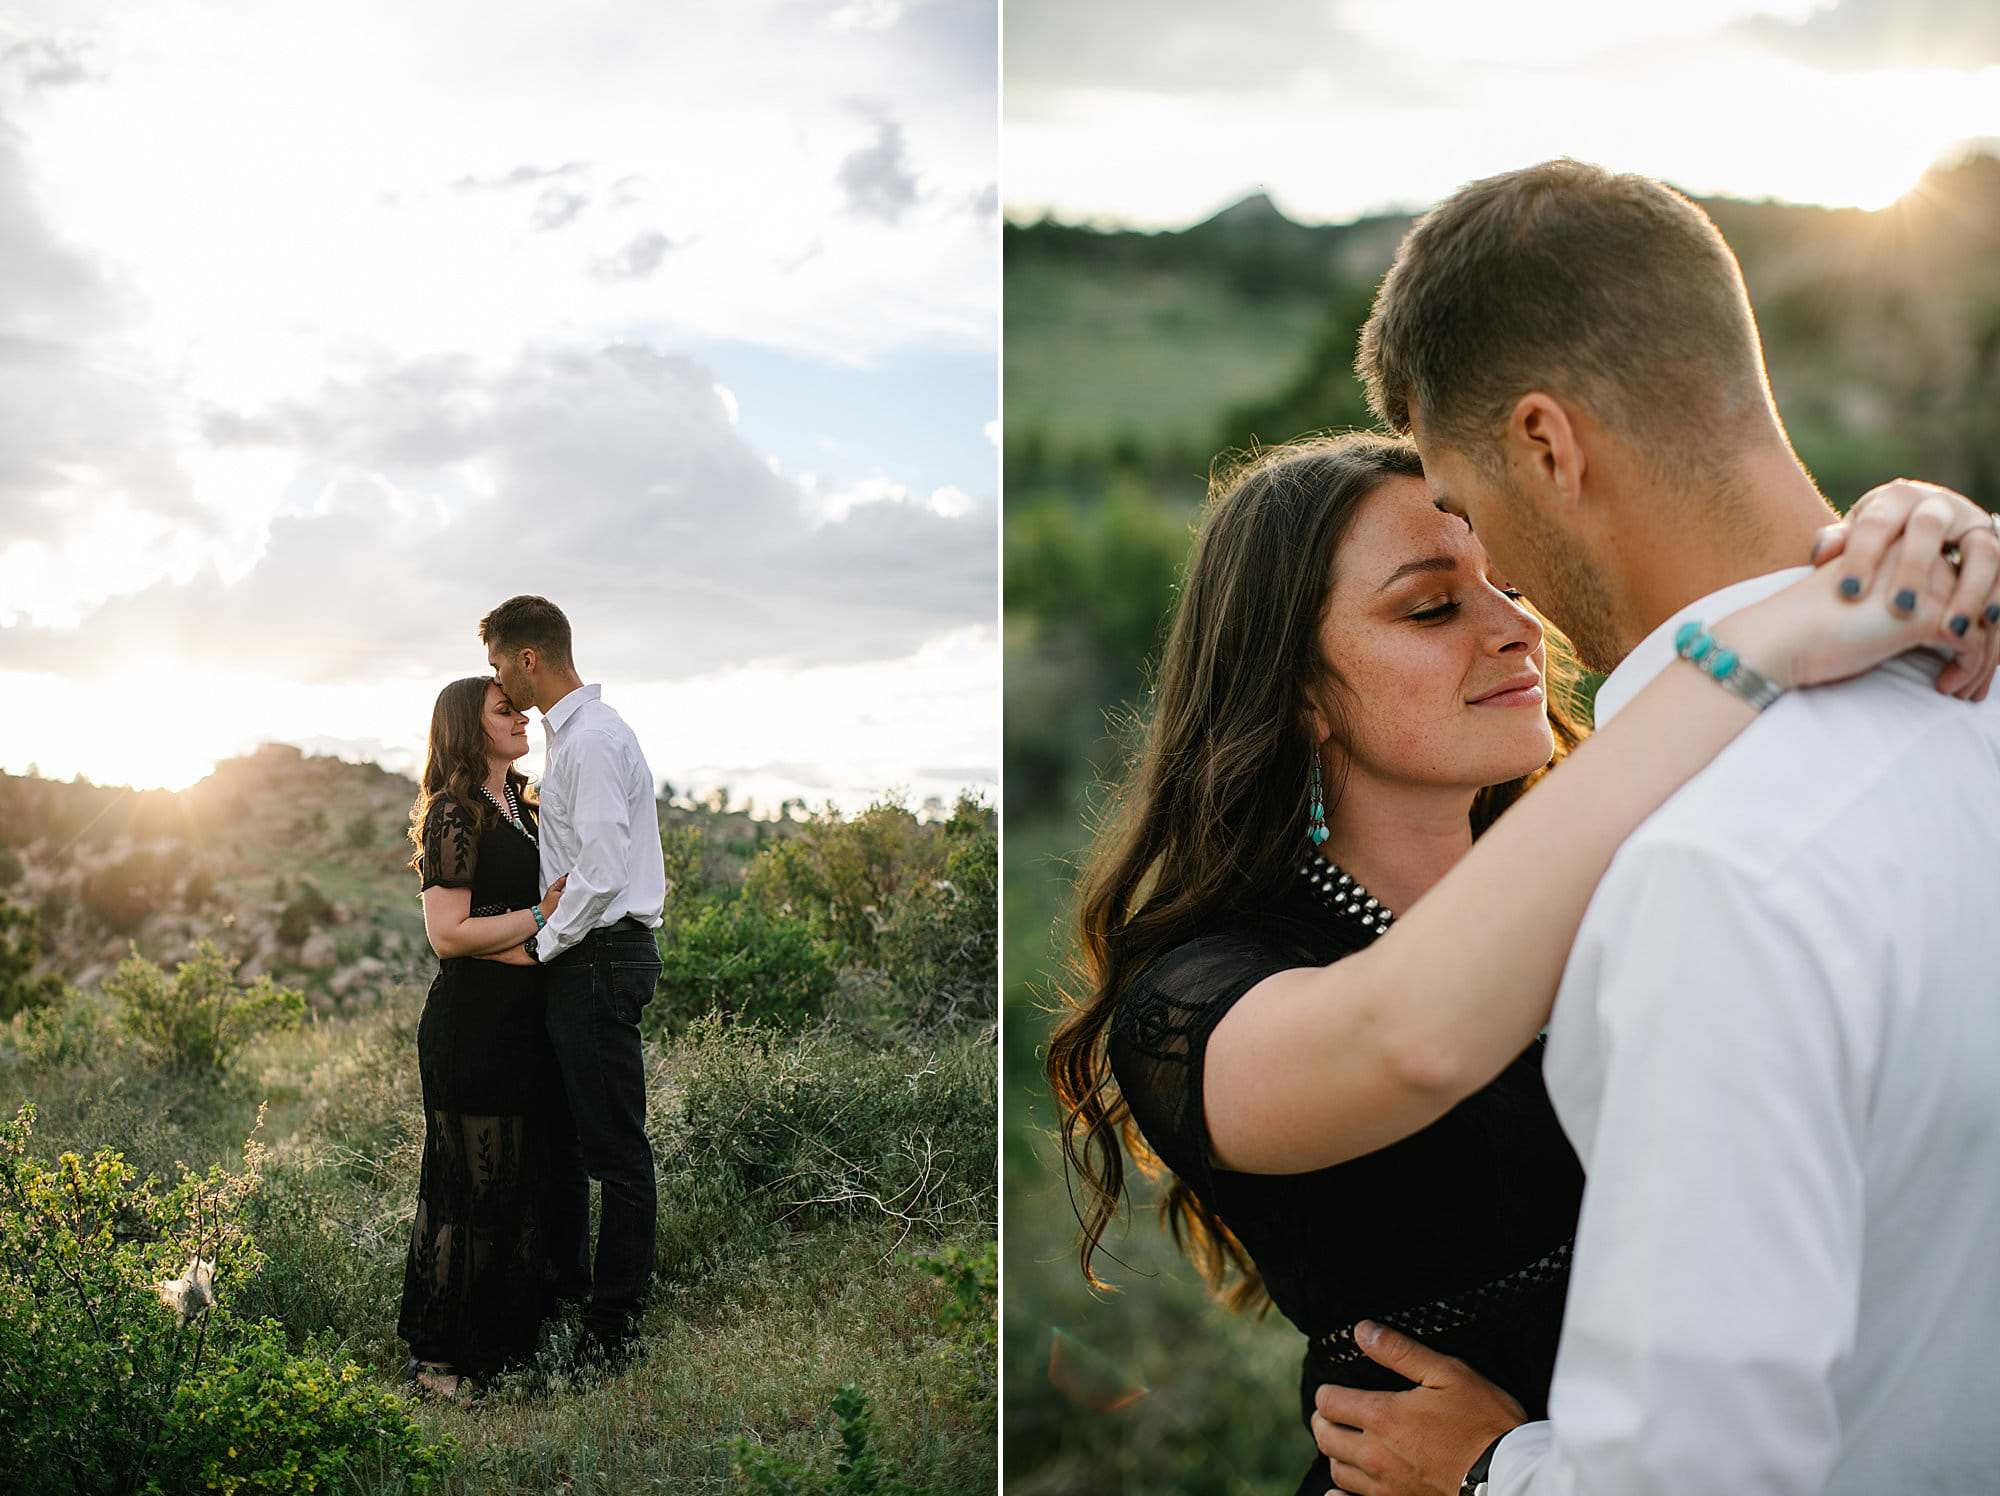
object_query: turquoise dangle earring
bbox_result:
[1308,757,1329,847]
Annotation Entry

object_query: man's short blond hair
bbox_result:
[1356,159,1776,483]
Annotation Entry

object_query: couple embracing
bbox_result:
[396,594,667,1397]
[1050,161,2000,1494]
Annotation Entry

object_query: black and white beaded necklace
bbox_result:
[482,782,532,841]
[1295,854,1394,937]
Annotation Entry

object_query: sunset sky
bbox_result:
[0,0,997,813]
[1007,0,2000,226]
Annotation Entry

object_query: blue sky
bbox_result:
[0,0,998,812]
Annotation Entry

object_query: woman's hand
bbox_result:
[1811,479,2000,700]
[1724,532,2000,703]
[539,874,568,923]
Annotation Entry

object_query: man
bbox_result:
[1309,162,2000,1494]
[483,593,667,1367]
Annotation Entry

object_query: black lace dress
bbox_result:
[1107,862,1586,1496]
[398,793,564,1379]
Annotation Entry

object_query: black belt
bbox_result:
[545,916,657,965]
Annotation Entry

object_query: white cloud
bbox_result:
[1,345,995,685]
[1005,0,2000,224]
[808,473,983,524]
[829,0,908,31]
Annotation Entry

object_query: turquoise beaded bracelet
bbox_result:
[1674,620,1786,709]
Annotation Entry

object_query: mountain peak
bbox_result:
[1202,189,1292,230]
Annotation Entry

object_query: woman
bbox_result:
[398,676,568,1398]
[1044,433,1992,1494]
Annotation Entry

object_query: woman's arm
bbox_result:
[1204,529,1988,1175]
[421,876,567,960]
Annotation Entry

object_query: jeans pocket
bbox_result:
[605,960,659,1027]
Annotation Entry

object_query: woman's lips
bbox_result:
[1470,681,1545,708]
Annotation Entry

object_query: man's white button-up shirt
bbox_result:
[532,683,666,962]
[1491,569,2000,1495]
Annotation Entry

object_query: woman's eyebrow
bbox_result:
[1376,555,1461,593]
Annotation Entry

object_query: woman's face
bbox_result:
[1314,475,1554,793]
[481,681,531,763]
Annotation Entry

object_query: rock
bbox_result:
[298,931,338,969]
[330,955,388,998]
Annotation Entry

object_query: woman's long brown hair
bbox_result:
[407,676,535,874]
[1044,432,1590,1312]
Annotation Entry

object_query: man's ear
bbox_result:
[519,645,539,676]
[1506,392,1586,513]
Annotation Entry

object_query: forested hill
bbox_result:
[0,744,796,1003]
[1005,151,2000,510]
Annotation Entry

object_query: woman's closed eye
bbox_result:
[1411,586,1526,623]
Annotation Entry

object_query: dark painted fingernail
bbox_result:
[1840,576,1862,598]
[1951,614,1971,637]
[1986,604,2000,625]
[1894,588,1918,614]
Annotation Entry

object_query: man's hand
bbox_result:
[1311,1322,1526,1496]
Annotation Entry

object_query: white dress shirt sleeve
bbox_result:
[1491,840,1868,1496]
[535,727,635,961]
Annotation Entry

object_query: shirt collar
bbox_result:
[1591,569,1808,727]
[542,682,601,738]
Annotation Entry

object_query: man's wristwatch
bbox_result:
[523,935,541,964]
[1460,1431,1509,1496]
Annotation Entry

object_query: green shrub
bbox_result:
[0,900,66,1020]
[660,822,708,916]
[907,1238,998,1408]
[653,897,835,1032]
[278,879,336,946]
[741,801,929,961]
[734,1383,916,1496]
[874,803,997,1031]
[181,865,217,911]
[5,985,110,1068]
[672,1017,994,1244]
[344,811,376,849]
[107,940,306,1075]
[0,848,21,889]
[233,1158,404,1364]
[80,848,178,934]
[0,1104,452,1495]
[908,1238,996,1355]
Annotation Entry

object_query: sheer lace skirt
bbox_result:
[397,1107,555,1376]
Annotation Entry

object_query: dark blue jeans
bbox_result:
[543,921,660,1344]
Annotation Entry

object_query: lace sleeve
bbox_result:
[419,797,478,892]
[1106,931,1301,1200]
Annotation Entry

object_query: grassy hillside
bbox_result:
[0,752,997,1494]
